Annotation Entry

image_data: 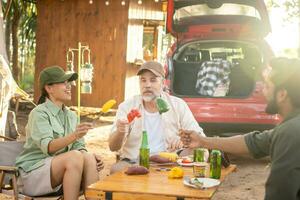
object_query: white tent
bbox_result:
[0,1,16,137]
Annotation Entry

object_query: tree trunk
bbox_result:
[298,0,300,57]
[5,18,11,62]
[11,5,20,83]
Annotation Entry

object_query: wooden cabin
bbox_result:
[35,0,166,107]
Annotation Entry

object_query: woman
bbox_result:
[15,66,103,199]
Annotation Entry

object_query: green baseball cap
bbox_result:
[39,65,78,90]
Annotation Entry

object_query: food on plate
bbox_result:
[189,178,204,188]
[150,155,171,163]
[177,156,194,166]
[181,157,193,163]
[125,166,149,175]
[158,152,178,162]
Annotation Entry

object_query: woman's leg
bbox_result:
[81,152,99,198]
[51,150,84,200]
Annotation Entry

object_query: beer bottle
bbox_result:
[139,130,150,169]
[194,148,205,162]
[210,150,222,179]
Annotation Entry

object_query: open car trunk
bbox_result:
[171,40,263,98]
[167,0,271,39]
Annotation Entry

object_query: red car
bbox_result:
[165,0,281,136]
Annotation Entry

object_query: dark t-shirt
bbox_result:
[245,110,300,200]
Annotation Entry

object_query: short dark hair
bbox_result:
[269,57,300,108]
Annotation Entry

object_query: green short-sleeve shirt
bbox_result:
[244,109,300,200]
[15,99,86,172]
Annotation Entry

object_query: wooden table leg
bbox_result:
[105,191,112,200]
[176,197,184,200]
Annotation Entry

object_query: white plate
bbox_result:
[177,158,194,167]
[183,177,220,189]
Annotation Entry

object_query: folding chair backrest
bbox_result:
[0,141,66,199]
[0,141,24,186]
[0,141,24,167]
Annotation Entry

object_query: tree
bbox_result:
[269,0,300,57]
[2,0,36,85]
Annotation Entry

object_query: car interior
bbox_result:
[171,41,263,98]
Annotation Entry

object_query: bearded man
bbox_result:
[180,57,300,200]
[109,61,207,173]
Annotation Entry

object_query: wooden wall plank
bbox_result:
[35,0,129,107]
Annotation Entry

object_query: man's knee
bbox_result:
[110,161,131,174]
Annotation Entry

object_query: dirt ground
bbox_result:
[0,107,270,200]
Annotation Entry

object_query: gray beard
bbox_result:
[142,88,162,102]
[142,95,156,102]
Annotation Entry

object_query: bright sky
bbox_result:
[266,4,299,57]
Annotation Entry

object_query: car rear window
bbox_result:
[172,41,264,98]
[174,3,261,23]
[176,43,248,64]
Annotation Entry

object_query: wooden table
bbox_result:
[86,164,236,200]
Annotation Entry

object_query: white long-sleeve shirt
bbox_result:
[110,92,205,160]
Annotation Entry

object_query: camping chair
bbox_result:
[0,136,63,200]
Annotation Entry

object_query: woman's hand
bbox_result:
[73,122,94,139]
[94,154,104,172]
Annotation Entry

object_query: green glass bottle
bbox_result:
[139,131,150,169]
[210,150,222,179]
[193,148,205,162]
